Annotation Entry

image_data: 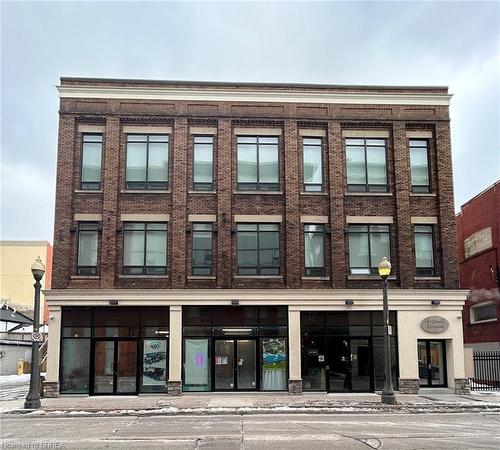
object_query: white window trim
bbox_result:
[470,301,497,324]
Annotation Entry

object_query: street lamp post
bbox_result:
[378,256,396,405]
[24,257,45,409]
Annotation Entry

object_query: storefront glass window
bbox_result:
[61,339,90,393]
[261,338,287,391]
[184,338,210,391]
[142,338,167,392]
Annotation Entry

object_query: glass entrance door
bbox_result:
[418,340,447,387]
[214,339,257,390]
[327,337,372,392]
[93,339,138,394]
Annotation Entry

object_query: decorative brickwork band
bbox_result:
[43,381,60,398]
[454,378,471,395]
[288,379,303,394]
[398,378,419,394]
[167,381,182,396]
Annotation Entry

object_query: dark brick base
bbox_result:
[167,381,182,396]
[398,378,419,394]
[288,379,303,394]
[43,381,60,398]
[454,378,470,395]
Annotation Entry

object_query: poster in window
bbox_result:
[142,339,167,386]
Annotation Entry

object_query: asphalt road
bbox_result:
[2,412,500,449]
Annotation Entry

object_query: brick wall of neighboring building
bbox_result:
[51,78,459,292]
[456,181,500,346]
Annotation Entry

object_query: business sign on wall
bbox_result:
[464,227,493,259]
[420,316,449,334]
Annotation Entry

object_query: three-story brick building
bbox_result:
[44,78,468,397]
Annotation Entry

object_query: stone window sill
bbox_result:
[301,276,331,281]
[300,192,328,196]
[74,190,103,194]
[187,276,216,280]
[470,318,498,325]
[188,190,216,194]
[234,275,283,280]
[414,276,442,281]
[233,191,283,195]
[344,192,393,197]
[410,193,436,197]
[70,275,100,280]
[348,275,397,281]
[121,190,171,194]
[118,275,169,279]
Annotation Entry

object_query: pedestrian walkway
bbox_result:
[2,391,500,417]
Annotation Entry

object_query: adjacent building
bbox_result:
[43,78,468,398]
[456,181,500,351]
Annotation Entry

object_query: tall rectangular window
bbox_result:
[348,225,390,275]
[77,222,99,275]
[126,134,169,189]
[346,138,387,192]
[410,140,430,193]
[237,223,280,275]
[193,136,214,191]
[414,225,435,276]
[303,138,323,192]
[123,223,167,275]
[304,224,325,276]
[192,223,213,275]
[237,136,279,191]
[81,134,102,190]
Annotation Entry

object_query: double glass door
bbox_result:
[214,339,257,390]
[418,340,446,387]
[93,339,138,394]
[327,337,371,392]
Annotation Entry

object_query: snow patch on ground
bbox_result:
[0,374,30,385]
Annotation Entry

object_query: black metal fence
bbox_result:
[469,351,500,391]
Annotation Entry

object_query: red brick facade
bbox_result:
[51,78,459,292]
[456,181,500,346]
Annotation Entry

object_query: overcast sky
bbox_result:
[1,1,499,243]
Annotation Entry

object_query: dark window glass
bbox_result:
[303,138,323,192]
[193,136,214,191]
[123,223,167,274]
[126,134,168,189]
[237,136,279,191]
[60,339,90,394]
[346,138,387,192]
[414,225,435,276]
[348,225,390,275]
[77,222,99,275]
[410,140,430,193]
[192,223,213,275]
[81,134,102,190]
[237,223,280,275]
[304,224,325,276]
[472,303,497,323]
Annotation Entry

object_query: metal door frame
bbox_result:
[418,339,447,388]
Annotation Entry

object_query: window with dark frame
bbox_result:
[123,222,167,275]
[345,138,387,192]
[192,223,213,276]
[304,224,325,276]
[409,140,431,193]
[125,134,169,190]
[193,136,214,191]
[81,134,102,190]
[414,225,435,276]
[237,223,280,275]
[77,222,99,275]
[237,136,279,191]
[348,224,391,275]
[303,137,323,192]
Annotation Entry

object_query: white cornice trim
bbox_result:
[57,86,452,106]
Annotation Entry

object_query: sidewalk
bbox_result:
[2,391,500,417]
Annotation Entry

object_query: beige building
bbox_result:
[0,241,52,322]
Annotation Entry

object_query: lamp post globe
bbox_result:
[378,256,396,405]
[24,257,45,409]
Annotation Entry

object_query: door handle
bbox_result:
[325,365,330,371]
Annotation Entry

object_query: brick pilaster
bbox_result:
[171,118,188,288]
[284,120,301,287]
